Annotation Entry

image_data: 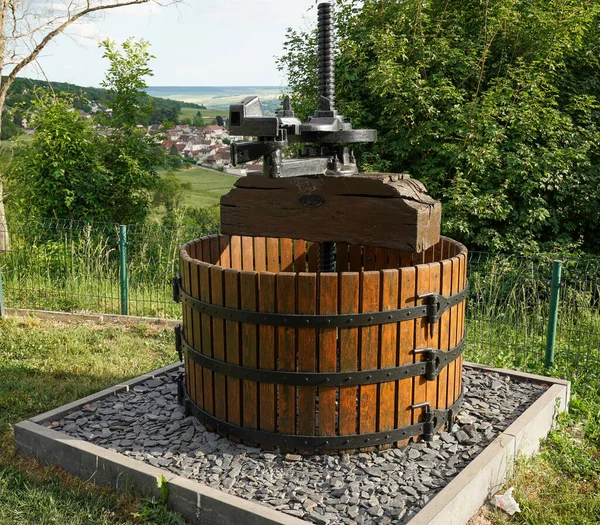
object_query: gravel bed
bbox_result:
[48,367,547,525]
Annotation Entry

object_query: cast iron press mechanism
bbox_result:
[227,2,377,271]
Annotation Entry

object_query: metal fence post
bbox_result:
[119,225,128,316]
[544,260,563,368]
[0,271,4,317]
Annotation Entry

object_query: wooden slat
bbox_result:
[201,238,211,264]
[240,271,258,430]
[359,271,379,449]
[210,266,227,422]
[307,242,319,272]
[210,234,220,265]
[397,266,416,447]
[376,247,388,269]
[364,246,377,270]
[458,252,468,395]
[349,245,363,272]
[413,264,431,428]
[277,273,296,436]
[230,236,242,270]
[424,245,436,264]
[266,238,279,272]
[241,236,254,271]
[219,235,231,269]
[388,249,400,269]
[253,237,267,273]
[181,256,195,405]
[224,269,241,426]
[339,272,360,444]
[447,256,460,406]
[336,243,349,272]
[293,240,307,273]
[199,263,214,416]
[427,263,441,409]
[318,273,338,437]
[379,269,398,434]
[258,272,277,433]
[437,260,452,410]
[297,273,317,441]
[280,238,293,272]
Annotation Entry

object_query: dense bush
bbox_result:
[278,0,600,255]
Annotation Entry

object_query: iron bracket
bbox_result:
[172,274,182,304]
[175,324,183,362]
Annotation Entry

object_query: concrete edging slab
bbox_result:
[14,362,570,525]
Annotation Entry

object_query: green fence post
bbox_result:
[0,271,4,317]
[544,260,563,368]
[119,225,128,316]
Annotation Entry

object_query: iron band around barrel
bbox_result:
[172,275,468,330]
[176,325,466,385]
[177,377,464,449]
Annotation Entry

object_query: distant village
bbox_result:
[150,123,255,173]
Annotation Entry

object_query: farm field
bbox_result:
[146,86,282,112]
[158,166,238,208]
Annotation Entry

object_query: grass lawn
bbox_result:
[0,315,185,524]
[158,166,238,208]
[178,107,220,125]
[465,346,600,525]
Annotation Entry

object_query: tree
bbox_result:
[192,113,205,127]
[0,0,178,251]
[8,39,164,224]
[279,0,600,255]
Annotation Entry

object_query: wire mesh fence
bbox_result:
[0,217,598,374]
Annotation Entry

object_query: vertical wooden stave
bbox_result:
[458,251,468,395]
[413,264,431,428]
[258,272,277,434]
[224,268,241,426]
[437,260,452,410]
[427,263,441,410]
[253,237,267,273]
[397,267,416,447]
[447,256,460,407]
[210,266,227,422]
[359,271,380,450]
[364,246,377,271]
[180,251,195,405]
[336,243,349,272]
[240,271,259,432]
[297,273,317,446]
[277,273,296,437]
[307,242,319,272]
[230,236,242,270]
[349,245,363,272]
[199,262,214,417]
[219,235,231,269]
[266,238,279,272]
[280,238,293,272]
[241,236,254,271]
[379,269,399,437]
[338,272,360,451]
[318,273,338,439]
[293,240,307,273]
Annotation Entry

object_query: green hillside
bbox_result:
[1,77,206,139]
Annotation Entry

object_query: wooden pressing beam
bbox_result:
[220,173,441,252]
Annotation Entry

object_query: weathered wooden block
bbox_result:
[220,173,441,252]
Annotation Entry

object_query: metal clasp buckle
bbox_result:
[172,274,182,303]
[175,325,183,362]
[413,347,441,381]
[418,292,443,336]
[411,401,437,441]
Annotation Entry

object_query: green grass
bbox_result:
[179,107,222,119]
[0,316,184,524]
[158,166,238,208]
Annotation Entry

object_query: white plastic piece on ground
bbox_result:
[490,487,521,515]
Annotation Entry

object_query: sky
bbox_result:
[18,0,319,88]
